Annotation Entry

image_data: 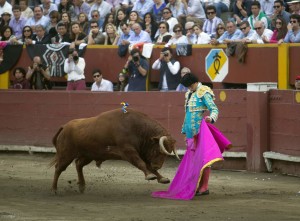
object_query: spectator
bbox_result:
[64,48,86,91]
[101,13,115,32]
[128,10,144,27]
[236,20,256,42]
[214,22,225,39]
[211,21,243,44]
[0,26,18,44]
[142,12,158,42]
[247,20,273,44]
[84,20,105,45]
[203,0,230,18]
[166,0,186,19]
[61,12,71,32]
[132,0,154,19]
[12,67,30,89]
[281,14,300,43]
[161,7,179,35]
[69,21,87,48]
[176,67,190,92]
[88,0,112,22]
[181,0,206,21]
[40,0,58,18]
[117,21,133,45]
[165,23,188,47]
[28,24,51,44]
[116,72,128,91]
[9,5,27,40]
[0,10,11,31]
[90,10,103,29]
[268,17,288,43]
[52,22,72,44]
[193,23,211,44]
[0,0,12,17]
[154,21,172,44]
[185,21,197,44]
[123,23,152,45]
[152,47,181,91]
[123,48,149,91]
[120,0,134,16]
[248,1,269,30]
[78,12,89,35]
[270,0,291,26]
[25,6,50,33]
[46,10,60,39]
[295,75,300,90]
[106,0,122,14]
[115,9,128,35]
[260,0,274,18]
[202,5,223,38]
[26,56,52,90]
[91,69,114,91]
[18,25,33,44]
[233,0,252,25]
[288,0,300,15]
[19,0,33,20]
[104,23,119,45]
[73,0,91,18]
[58,0,77,22]
[152,0,166,23]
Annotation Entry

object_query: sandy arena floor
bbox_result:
[0,153,299,221]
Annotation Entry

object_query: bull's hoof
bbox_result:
[95,160,102,168]
[145,174,157,181]
[158,177,170,184]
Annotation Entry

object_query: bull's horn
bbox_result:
[159,136,172,156]
[173,149,181,161]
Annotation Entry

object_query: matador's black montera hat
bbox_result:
[180,73,198,87]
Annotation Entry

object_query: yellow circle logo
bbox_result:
[220,91,226,102]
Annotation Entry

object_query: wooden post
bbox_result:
[0,71,9,89]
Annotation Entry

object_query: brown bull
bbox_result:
[50,108,179,193]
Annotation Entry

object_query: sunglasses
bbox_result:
[159,26,166,29]
[163,11,170,14]
[24,29,31,32]
[290,20,298,24]
[217,27,224,30]
[207,12,215,15]
[273,5,280,8]
[240,27,247,31]
[174,29,181,33]
[254,27,262,30]
[93,75,101,78]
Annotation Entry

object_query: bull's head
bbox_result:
[159,136,180,160]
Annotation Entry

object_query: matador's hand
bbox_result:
[205,116,212,123]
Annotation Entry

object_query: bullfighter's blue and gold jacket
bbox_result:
[182,83,219,138]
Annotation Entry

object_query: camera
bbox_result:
[73,55,79,62]
[38,64,43,68]
[163,52,169,57]
[133,56,139,62]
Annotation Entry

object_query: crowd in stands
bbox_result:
[1,0,300,91]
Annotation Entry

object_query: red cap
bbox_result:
[296,75,300,80]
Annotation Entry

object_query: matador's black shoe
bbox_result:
[195,190,209,196]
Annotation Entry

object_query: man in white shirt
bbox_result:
[181,0,206,21]
[91,69,114,91]
[247,20,273,44]
[88,0,112,21]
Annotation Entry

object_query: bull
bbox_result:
[50,108,179,193]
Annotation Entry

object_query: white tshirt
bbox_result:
[91,78,114,92]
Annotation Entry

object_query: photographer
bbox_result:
[64,48,86,91]
[152,47,181,91]
[26,56,52,90]
[123,48,149,91]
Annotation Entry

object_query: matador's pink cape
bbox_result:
[151,120,232,200]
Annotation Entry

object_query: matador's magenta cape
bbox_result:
[152,120,231,200]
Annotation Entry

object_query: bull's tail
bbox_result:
[49,127,64,168]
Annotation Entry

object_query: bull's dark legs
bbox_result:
[146,166,170,184]
[75,158,92,193]
[52,156,74,194]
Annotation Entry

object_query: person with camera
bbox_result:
[123,48,149,91]
[26,56,52,90]
[64,48,86,91]
[152,47,181,91]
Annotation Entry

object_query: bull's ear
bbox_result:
[151,136,160,143]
